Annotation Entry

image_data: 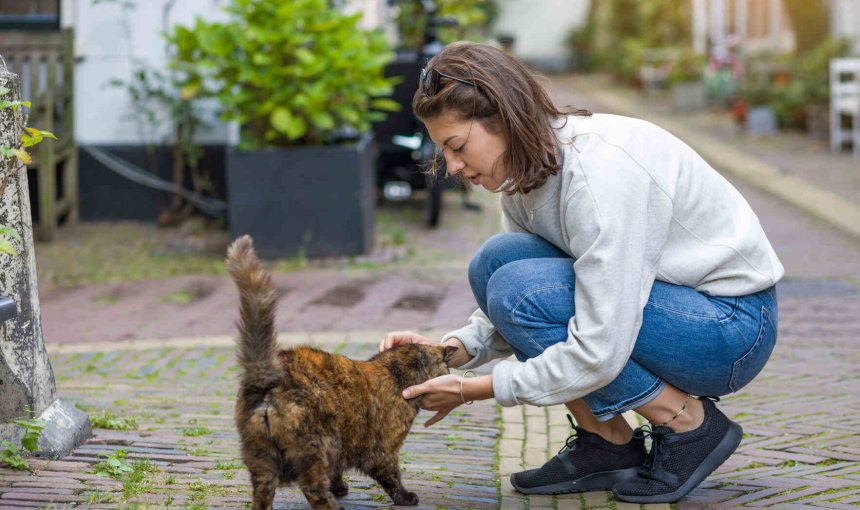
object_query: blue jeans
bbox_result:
[470,233,778,421]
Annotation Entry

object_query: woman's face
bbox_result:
[423,110,509,191]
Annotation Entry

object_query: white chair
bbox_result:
[830,58,860,156]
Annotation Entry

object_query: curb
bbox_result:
[45,329,454,354]
[580,85,860,242]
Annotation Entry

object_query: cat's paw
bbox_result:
[393,490,419,506]
[331,480,349,498]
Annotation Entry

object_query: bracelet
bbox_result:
[460,370,475,405]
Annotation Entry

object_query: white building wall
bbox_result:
[830,0,860,54]
[492,0,590,72]
[69,0,384,145]
[70,0,229,145]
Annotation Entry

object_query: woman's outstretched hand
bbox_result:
[403,373,494,427]
[379,330,433,352]
[402,374,465,427]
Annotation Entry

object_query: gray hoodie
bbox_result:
[442,114,784,407]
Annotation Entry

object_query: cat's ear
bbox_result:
[443,345,459,364]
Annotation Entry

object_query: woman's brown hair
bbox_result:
[412,41,591,195]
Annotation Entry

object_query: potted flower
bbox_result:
[169,0,399,258]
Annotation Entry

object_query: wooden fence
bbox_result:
[0,28,77,241]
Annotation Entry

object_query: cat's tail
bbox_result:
[226,235,279,389]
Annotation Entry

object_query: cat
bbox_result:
[226,235,456,510]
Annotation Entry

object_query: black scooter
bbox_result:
[373,0,461,227]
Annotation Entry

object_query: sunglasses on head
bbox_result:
[420,67,476,97]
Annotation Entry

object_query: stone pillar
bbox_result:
[0,56,90,457]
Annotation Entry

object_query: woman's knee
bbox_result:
[469,233,526,290]
[468,232,564,287]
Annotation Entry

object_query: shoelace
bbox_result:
[633,425,670,476]
[558,414,581,455]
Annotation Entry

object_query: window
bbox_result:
[0,0,60,30]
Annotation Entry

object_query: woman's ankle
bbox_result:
[636,386,706,434]
[563,399,633,445]
[582,416,634,445]
[663,397,704,433]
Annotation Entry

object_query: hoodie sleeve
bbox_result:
[491,136,674,407]
[440,308,513,369]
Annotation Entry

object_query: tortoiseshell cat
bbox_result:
[226,236,456,510]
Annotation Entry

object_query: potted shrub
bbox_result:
[666,48,706,111]
[169,0,399,258]
[793,38,852,139]
[738,60,779,135]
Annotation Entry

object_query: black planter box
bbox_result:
[76,145,227,222]
[226,134,377,259]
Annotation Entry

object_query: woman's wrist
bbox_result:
[462,374,493,403]
[441,337,473,368]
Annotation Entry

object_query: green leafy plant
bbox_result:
[582,0,692,82]
[564,19,597,71]
[394,0,498,50]
[168,0,399,148]
[665,48,706,86]
[181,426,212,437]
[89,410,139,431]
[739,38,851,129]
[0,414,46,471]
[121,459,157,499]
[0,86,57,254]
[93,449,134,478]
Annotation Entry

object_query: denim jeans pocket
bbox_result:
[729,306,777,392]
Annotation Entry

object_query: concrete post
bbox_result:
[0,56,90,458]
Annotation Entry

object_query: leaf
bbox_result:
[20,431,39,452]
[39,130,58,140]
[22,128,43,148]
[295,48,315,65]
[370,98,401,112]
[0,86,9,95]
[311,112,335,131]
[0,239,14,255]
[270,108,292,134]
[0,225,22,241]
[179,83,200,100]
[270,108,306,140]
[13,149,31,165]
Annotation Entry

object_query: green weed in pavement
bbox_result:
[89,409,139,431]
[183,446,211,456]
[93,450,133,478]
[214,460,245,470]
[122,460,158,499]
[0,414,45,472]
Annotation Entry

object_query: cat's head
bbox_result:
[375,343,459,388]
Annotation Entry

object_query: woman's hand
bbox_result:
[379,330,433,352]
[403,373,494,427]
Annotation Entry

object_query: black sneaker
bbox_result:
[612,397,743,504]
[510,415,646,495]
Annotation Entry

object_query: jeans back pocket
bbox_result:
[729,306,777,393]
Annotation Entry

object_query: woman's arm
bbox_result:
[403,372,494,426]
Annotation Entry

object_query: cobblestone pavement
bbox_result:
[3,74,860,508]
[1,335,498,509]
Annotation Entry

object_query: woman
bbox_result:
[379,41,782,504]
